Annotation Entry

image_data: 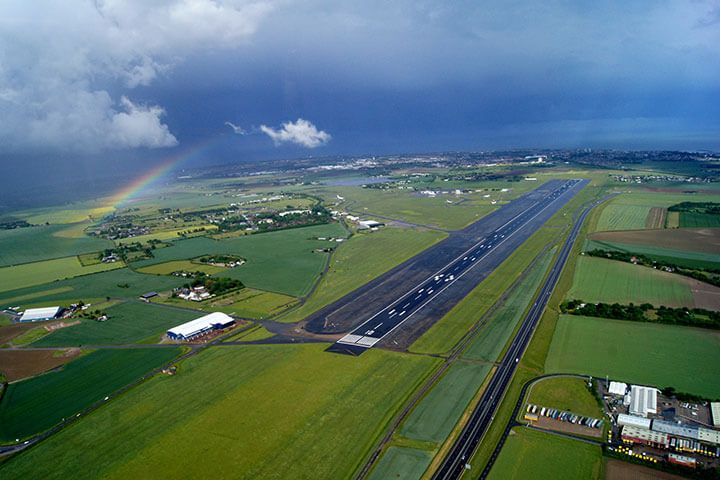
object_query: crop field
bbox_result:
[526,377,603,418]
[488,427,602,480]
[368,447,433,480]
[14,202,115,225]
[0,268,182,309]
[545,315,720,398]
[567,256,694,307]
[132,223,348,296]
[584,239,720,271]
[0,344,439,479]
[0,255,124,293]
[588,227,720,254]
[463,249,553,362]
[0,349,81,382]
[679,212,720,227]
[0,224,113,267]
[595,204,651,231]
[400,361,491,443]
[31,302,200,346]
[280,227,446,323]
[137,259,227,275]
[0,347,182,442]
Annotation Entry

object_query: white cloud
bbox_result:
[0,0,275,153]
[260,118,331,148]
[225,121,247,135]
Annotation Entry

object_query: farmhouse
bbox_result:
[166,312,235,341]
[18,306,61,322]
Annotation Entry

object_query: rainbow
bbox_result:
[107,138,218,208]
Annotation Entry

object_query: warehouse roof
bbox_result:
[19,306,61,322]
[652,419,699,440]
[711,402,720,427]
[617,413,651,430]
[629,385,658,417]
[609,381,627,396]
[167,312,234,339]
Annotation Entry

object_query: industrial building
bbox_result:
[621,425,669,448]
[629,385,659,417]
[167,312,235,341]
[617,413,651,430]
[712,403,720,428]
[18,306,61,322]
[652,419,700,440]
[608,381,628,396]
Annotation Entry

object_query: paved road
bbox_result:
[431,194,613,480]
[326,179,585,355]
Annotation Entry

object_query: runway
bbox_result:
[314,178,588,355]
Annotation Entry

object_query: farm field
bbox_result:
[137,259,227,275]
[0,349,81,382]
[0,224,113,267]
[488,427,602,480]
[368,447,433,480]
[567,256,694,307]
[0,268,182,309]
[0,347,182,442]
[463,249,553,362]
[280,227,446,323]
[679,212,720,227]
[0,344,439,479]
[545,315,720,398]
[400,361,491,443]
[132,223,348,296]
[585,240,720,271]
[31,302,200,346]
[526,377,603,419]
[0,255,124,293]
[588,228,720,255]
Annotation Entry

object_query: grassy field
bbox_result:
[136,259,227,275]
[31,302,200,346]
[132,223,348,296]
[0,268,182,309]
[463,249,554,362]
[368,447,433,480]
[223,324,275,342]
[585,239,720,271]
[279,227,446,323]
[679,212,720,227]
[488,427,603,480]
[0,344,438,479]
[400,361,491,443]
[545,315,720,398]
[159,288,298,319]
[595,204,651,231]
[0,348,182,442]
[567,256,694,307]
[0,224,113,267]
[0,256,124,293]
[526,377,603,418]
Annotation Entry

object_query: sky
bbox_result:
[1,0,720,195]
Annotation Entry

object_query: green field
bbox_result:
[585,239,720,271]
[463,250,553,362]
[0,256,124,293]
[400,361,491,443]
[0,268,182,308]
[567,256,694,307]
[132,223,348,296]
[280,227,446,323]
[488,427,602,480]
[136,259,227,275]
[31,302,200,346]
[680,212,720,227]
[160,288,297,319]
[223,324,275,342]
[526,377,603,418]
[368,447,433,480]
[0,224,113,267]
[0,344,438,479]
[0,348,182,442]
[545,315,720,398]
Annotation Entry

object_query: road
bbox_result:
[326,179,585,355]
[431,194,613,480]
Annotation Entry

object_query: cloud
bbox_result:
[260,118,331,148]
[225,121,247,135]
[0,0,275,153]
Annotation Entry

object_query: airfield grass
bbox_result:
[595,204,650,231]
[159,288,297,320]
[368,447,433,480]
[545,315,720,398]
[526,377,603,418]
[137,259,227,275]
[0,255,124,293]
[223,324,275,342]
[132,223,348,296]
[680,212,720,227]
[462,249,554,362]
[567,256,694,307]
[400,361,491,443]
[121,225,219,244]
[0,224,113,267]
[31,302,200,346]
[487,427,603,480]
[0,347,182,442]
[0,344,439,480]
[584,239,720,271]
[279,227,447,323]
